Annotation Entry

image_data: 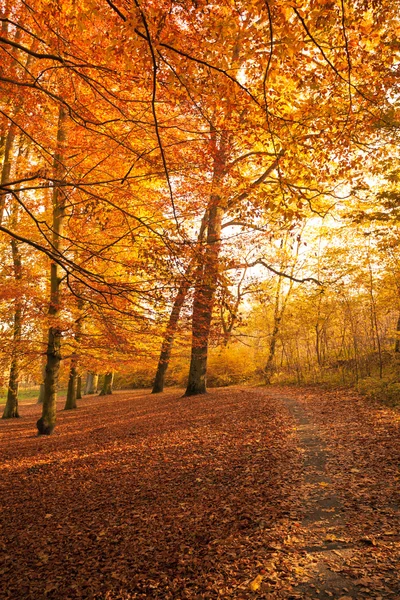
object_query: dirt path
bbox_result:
[279,394,358,599]
[275,387,400,600]
[0,386,399,599]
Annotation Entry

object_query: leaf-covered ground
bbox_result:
[0,386,399,599]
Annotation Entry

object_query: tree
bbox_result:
[37,106,67,435]
[99,372,114,396]
[0,0,399,419]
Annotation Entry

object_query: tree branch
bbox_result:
[248,258,322,286]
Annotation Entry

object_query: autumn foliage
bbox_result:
[0,0,400,426]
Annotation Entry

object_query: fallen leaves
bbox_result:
[248,573,263,591]
[0,388,303,599]
[1,385,400,598]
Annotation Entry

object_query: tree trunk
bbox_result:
[76,375,82,400]
[37,106,67,435]
[367,256,383,378]
[185,127,228,397]
[0,122,16,224]
[263,232,302,384]
[264,316,282,384]
[2,238,22,418]
[85,372,98,394]
[64,300,83,410]
[152,210,209,394]
[152,277,191,394]
[37,323,48,403]
[64,363,78,410]
[37,365,46,404]
[185,204,224,396]
[394,314,400,353]
[3,356,20,418]
[99,372,114,396]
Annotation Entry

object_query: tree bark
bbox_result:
[0,102,19,419]
[152,278,190,393]
[0,122,16,224]
[152,211,209,394]
[2,238,22,418]
[37,106,67,435]
[394,314,400,353]
[37,365,46,404]
[64,363,78,410]
[99,372,114,396]
[76,375,82,400]
[185,127,228,396]
[85,372,98,394]
[185,204,224,396]
[64,301,83,410]
[263,232,302,384]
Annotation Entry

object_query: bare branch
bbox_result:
[227,150,284,209]
[248,258,322,286]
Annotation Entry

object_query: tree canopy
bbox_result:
[1,0,400,430]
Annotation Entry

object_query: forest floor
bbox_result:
[1,386,400,600]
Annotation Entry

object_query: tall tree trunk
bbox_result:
[37,365,46,404]
[76,376,82,400]
[85,372,98,394]
[264,274,283,384]
[99,372,114,396]
[1,122,21,419]
[395,314,400,353]
[0,122,16,224]
[152,278,191,393]
[2,238,22,418]
[263,231,303,384]
[185,205,224,396]
[185,127,228,396]
[367,255,383,378]
[37,106,67,435]
[152,210,209,394]
[64,301,83,410]
[65,363,78,410]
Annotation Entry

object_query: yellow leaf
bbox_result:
[249,574,263,591]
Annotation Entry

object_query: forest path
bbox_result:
[0,386,399,599]
[270,387,400,599]
[278,392,358,599]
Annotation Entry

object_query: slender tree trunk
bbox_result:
[85,372,98,394]
[0,123,16,224]
[152,210,209,394]
[263,231,303,383]
[395,314,400,353]
[1,128,22,419]
[367,256,383,378]
[37,106,67,435]
[37,365,46,404]
[2,238,22,418]
[64,301,83,410]
[99,372,114,396]
[264,274,283,384]
[76,376,82,400]
[152,277,191,394]
[65,363,78,410]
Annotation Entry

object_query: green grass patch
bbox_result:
[0,387,67,405]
